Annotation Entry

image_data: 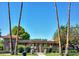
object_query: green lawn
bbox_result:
[0,53,79,56]
[45,53,60,56]
[45,53,79,56]
[0,53,37,56]
[67,53,79,56]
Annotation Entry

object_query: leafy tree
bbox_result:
[69,24,79,45]
[53,25,66,45]
[53,24,79,55]
[21,32,30,39]
[12,26,30,40]
[53,24,79,46]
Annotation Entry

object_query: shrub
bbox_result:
[18,45,31,53]
[52,50,59,53]
[67,53,79,56]
[46,48,53,53]
[19,47,24,53]
[18,45,25,48]
[68,50,77,53]
[25,47,31,53]
[0,44,3,50]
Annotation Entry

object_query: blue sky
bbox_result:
[0,2,79,40]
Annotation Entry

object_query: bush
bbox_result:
[0,46,3,50]
[0,44,3,50]
[19,47,24,53]
[46,48,53,53]
[25,47,31,53]
[68,50,77,53]
[67,53,79,56]
[46,48,59,53]
[18,45,25,48]
[18,45,31,53]
[48,48,52,53]
[52,50,59,53]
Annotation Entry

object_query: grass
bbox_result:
[45,53,60,56]
[26,53,37,56]
[0,52,79,56]
[45,53,79,56]
[67,53,79,56]
[0,53,37,56]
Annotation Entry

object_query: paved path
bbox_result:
[36,52,46,56]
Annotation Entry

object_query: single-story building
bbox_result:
[0,35,58,52]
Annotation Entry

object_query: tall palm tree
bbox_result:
[15,2,23,55]
[8,2,14,55]
[64,2,71,56]
[54,2,61,54]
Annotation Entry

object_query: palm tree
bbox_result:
[8,2,14,55]
[64,2,71,56]
[15,2,23,55]
[54,2,61,54]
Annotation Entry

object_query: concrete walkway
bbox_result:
[36,52,46,56]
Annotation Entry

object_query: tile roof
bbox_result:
[0,35,20,39]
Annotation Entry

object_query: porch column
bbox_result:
[39,44,42,52]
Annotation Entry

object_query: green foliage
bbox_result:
[0,39,3,43]
[18,45,25,48]
[18,47,24,53]
[53,25,67,45]
[18,45,25,53]
[53,24,79,45]
[21,32,30,40]
[68,50,77,53]
[67,53,79,56]
[18,45,31,53]
[0,39,4,50]
[12,26,18,35]
[67,50,79,56]
[0,44,3,50]
[25,47,31,53]
[12,26,30,40]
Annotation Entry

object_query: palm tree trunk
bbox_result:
[8,2,14,55]
[64,2,71,56]
[54,2,61,54]
[14,2,23,55]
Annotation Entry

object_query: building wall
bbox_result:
[4,39,16,51]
